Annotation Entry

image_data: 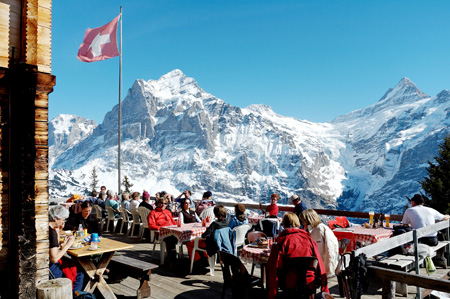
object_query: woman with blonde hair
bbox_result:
[300,209,339,276]
[267,212,329,297]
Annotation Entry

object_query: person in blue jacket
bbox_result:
[228,203,249,229]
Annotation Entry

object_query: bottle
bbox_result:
[379,214,384,228]
[373,214,378,228]
[78,224,83,238]
[83,228,88,237]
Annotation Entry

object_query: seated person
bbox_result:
[186,205,228,263]
[291,194,308,218]
[259,193,279,217]
[179,197,200,224]
[228,203,249,229]
[402,194,450,267]
[139,191,154,211]
[129,191,141,212]
[49,205,84,292]
[268,212,329,298]
[148,198,177,266]
[121,192,131,211]
[300,209,339,276]
[64,201,102,236]
[105,192,121,217]
[196,191,215,215]
[175,190,195,209]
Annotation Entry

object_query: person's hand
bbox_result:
[62,235,75,248]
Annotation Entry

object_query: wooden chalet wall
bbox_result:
[0,0,54,298]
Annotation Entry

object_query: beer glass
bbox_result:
[369,211,374,225]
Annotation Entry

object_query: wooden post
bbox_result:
[381,279,395,299]
[36,278,72,299]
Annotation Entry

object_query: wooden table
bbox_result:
[67,238,133,299]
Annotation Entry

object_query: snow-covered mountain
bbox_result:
[49,70,450,214]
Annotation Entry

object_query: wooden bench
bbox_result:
[108,255,158,299]
[376,241,449,296]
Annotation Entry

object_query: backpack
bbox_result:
[74,291,96,299]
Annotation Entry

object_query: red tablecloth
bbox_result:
[333,226,393,246]
[158,222,209,244]
[241,244,271,265]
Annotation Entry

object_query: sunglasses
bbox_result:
[160,202,168,205]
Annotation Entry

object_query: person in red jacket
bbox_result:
[259,193,279,217]
[267,212,329,298]
[148,198,177,266]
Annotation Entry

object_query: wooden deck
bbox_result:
[100,231,449,299]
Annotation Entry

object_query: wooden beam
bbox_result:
[368,265,450,294]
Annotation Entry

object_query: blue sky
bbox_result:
[51,0,450,124]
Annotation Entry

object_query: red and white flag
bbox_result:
[77,14,120,63]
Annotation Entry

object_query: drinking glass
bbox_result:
[369,211,374,225]
[385,214,390,227]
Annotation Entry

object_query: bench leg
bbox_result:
[382,279,395,299]
[137,270,151,299]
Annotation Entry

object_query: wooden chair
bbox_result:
[138,207,151,240]
[218,250,260,299]
[130,209,142,237]
[278,256,320,299]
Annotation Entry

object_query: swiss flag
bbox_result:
[77,15,120,63]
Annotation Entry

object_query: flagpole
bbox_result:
[118,6,122,194]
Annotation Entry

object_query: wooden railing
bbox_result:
[216,201,404,221]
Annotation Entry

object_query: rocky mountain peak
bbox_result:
[378,77,429,104]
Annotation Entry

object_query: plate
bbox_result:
[88,247,99,251]
[69,244,83,249]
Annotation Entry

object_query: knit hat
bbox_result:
[143,191,150,199]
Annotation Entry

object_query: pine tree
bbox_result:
[420,134,450,214]
[90,167,98,192]
[122,175,134,193]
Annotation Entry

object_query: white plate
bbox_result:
[69,244,83,249]
[88,247,99,251]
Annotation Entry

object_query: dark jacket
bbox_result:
[64,213,102,236]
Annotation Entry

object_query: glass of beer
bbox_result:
[369,211,374,225]
[385,214,390,227]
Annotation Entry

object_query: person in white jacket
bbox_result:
[300,209,339,276]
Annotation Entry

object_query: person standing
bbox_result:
[402,194,450,267]
[259,193,279,217]
[291,194,307,219]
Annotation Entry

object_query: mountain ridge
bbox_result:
[49,70,450,214]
